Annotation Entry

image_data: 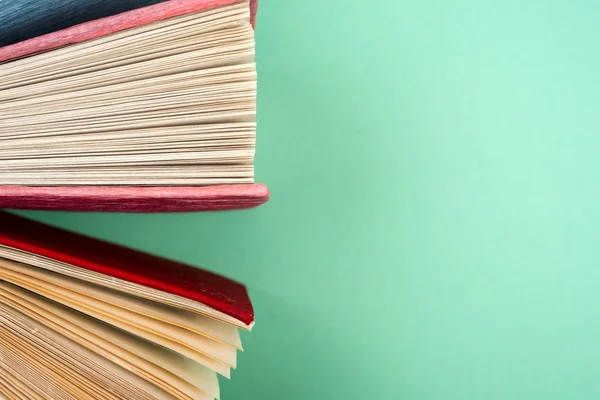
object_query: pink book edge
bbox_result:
[0,0,258,63]
[0,184,270,212]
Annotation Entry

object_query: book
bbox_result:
[0,211,254,399]
[0,0,268,212]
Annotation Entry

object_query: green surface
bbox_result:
[15,0,600,398]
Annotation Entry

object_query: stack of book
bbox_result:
[0,0,268,399]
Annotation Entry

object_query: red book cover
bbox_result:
[0,211,254,326]
[0,0,268,213]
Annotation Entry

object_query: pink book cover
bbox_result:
[0,0,268,213]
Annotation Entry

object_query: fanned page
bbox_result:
[0,1,255,186]
[0,0,267,213]
[0,213,255,399]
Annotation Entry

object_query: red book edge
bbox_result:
[0,0,266,213]
[0,211,255,326]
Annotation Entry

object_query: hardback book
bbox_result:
[0,0,268,212]
[0,211,254,399]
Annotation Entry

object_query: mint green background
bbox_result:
[14,1,600,398]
